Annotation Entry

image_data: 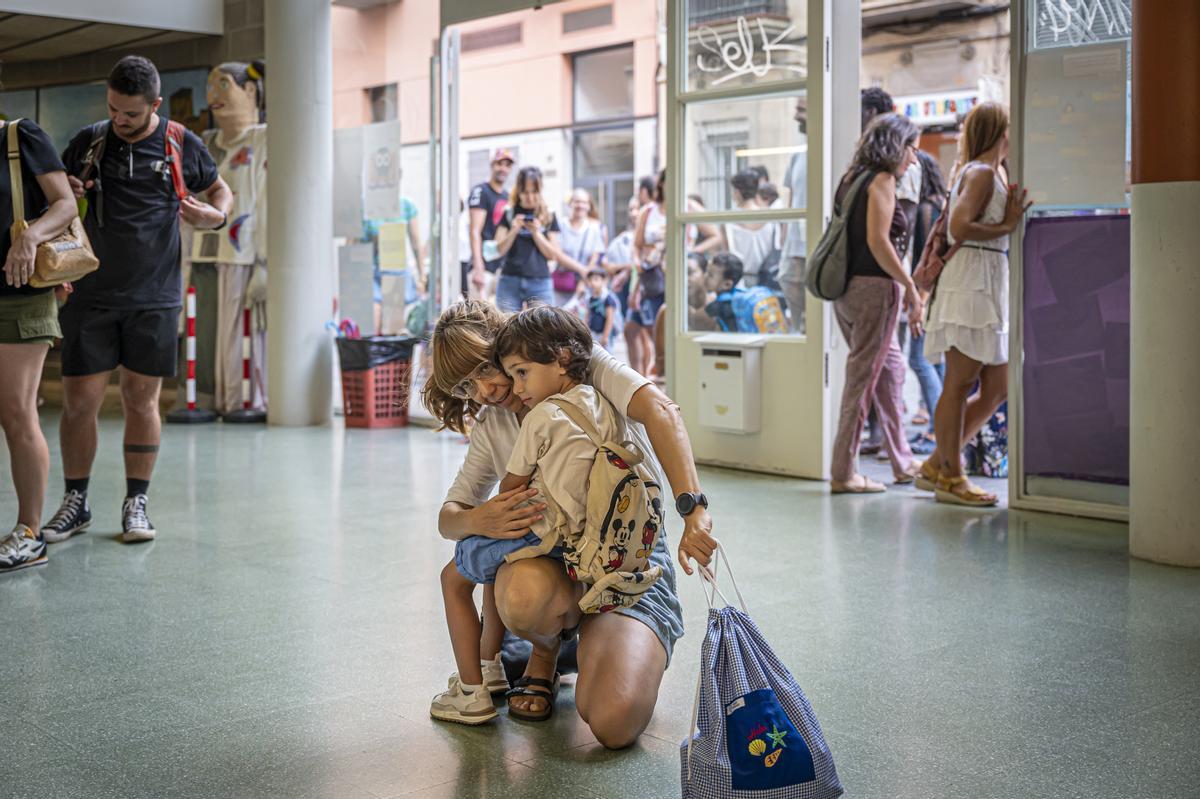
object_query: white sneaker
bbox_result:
[0,525,47,573]
[430,674,497,725]
[482,655,510,695]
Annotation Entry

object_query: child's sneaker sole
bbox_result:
[430,705,498,725]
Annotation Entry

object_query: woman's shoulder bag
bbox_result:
[5,119,99,288]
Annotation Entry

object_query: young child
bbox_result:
[585,267,621,350]
[703,252,746,332]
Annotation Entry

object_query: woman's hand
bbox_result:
[1002,184,1033,232]
[904,281,925,337]
[470,486,547,539]
[677,509,718,576]
[3,228,37,288]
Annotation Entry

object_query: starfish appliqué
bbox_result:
[767,725,788,749]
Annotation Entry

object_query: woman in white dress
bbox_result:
[920,102,1032,506]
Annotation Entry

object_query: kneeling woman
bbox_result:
[423,300,716,749]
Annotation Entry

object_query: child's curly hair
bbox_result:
[491,304,592,382]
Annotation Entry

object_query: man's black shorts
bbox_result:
[59,303,180,378]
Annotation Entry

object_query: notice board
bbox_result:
[1023,42,1127,206]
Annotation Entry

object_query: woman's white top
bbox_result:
[723,221,779,288]
[924,164,1010,366]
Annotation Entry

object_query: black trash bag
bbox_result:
[500,630,579,684]
[335,336,417,372]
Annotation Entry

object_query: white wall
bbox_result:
[0,0,222,33]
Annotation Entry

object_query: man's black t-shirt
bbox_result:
[61,117,219,309]
[499,206,560,280]
[467,181,508,273]
[0,120,67,298]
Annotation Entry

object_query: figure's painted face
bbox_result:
[207,67,257,130]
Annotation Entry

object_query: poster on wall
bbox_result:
[362,120,402,221]
[1023,42,1127,206]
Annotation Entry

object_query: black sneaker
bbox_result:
[121,494,156,543]
[0,525,48,573]
[41,490,92,543]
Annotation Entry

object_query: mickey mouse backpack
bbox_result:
[681,548,843,799]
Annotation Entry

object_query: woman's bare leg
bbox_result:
[932,347,984,478]
[961,362,1008,444]
[576,612,667,749]
[0,343,51,531]
[440,560,484,685]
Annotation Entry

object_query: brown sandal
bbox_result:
[934,474,998,507]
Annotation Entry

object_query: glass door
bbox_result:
[666,0,834,478]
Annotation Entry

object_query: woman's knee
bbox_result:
[585,696,652,750]
[440,560,470,595]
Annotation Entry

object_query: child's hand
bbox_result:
[472,486,546,539]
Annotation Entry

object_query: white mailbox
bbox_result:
[695,334,766,434]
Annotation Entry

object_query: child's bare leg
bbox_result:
[480,584,506,661]
[440,560,484,685]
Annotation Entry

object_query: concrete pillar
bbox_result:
[264,0,334,426]
[1129,0,1200,566]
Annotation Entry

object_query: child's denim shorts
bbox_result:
[455,533,561,584]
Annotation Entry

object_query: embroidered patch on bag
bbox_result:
[725,689,816,790]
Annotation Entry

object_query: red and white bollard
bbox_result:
[166,286,217,424]
[224,306,266,423]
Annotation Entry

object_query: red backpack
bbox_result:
[77,118,189,226]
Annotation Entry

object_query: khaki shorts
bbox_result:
[0,291,60,346]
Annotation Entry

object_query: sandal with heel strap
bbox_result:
[914,460,940,493]
[935,474,998,507]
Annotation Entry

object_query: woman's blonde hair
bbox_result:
[951,101,1009,183]
[421,300,508,433]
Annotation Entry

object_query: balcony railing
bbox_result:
[688,0,790,26]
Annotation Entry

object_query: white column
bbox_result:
[264,0,334,426]
[1129,181,1200,566]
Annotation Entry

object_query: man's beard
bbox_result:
[120,114,154,139]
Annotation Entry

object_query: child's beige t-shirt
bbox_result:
[505,384,621,540]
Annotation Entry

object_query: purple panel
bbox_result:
[1022,214,1130,485]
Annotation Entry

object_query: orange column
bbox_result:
[1129,0,1200,566]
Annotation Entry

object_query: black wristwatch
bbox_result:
[675,492,709,518]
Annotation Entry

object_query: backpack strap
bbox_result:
[6,120,26,225]
[164,119,189,200]
[546,396,644,468]
[77,121,110,227]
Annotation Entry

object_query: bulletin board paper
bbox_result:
[1023,42,1127,206]
[377,223,408,272]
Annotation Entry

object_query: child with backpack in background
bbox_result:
[702,253,788,334]
[585,267,622,350]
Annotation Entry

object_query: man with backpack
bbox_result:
[42,56,231,545]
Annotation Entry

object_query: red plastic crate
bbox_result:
[340,359,411,428]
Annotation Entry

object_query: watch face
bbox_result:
[676,494,695,515]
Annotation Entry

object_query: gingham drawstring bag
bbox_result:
[680,548,843,799]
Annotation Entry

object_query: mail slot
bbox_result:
[696,335,764,433]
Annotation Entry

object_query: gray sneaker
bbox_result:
[121,495,156,543]
[0,525,47,573]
